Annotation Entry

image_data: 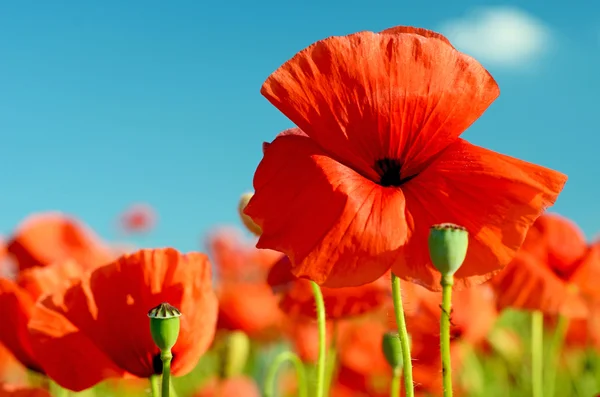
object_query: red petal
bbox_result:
[245,134,408,287]
[379,26,454,47]
[0,280,41,373]
[393,139,567,290]
[490,252,587,317]
[28,303,125,391]
[261,28,498,180]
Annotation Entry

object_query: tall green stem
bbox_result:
[310,281,327,397]
[263,351,308,397]
[150,375,160,397]
[161,350,173,397]
[391,273,414,397]
[390,367,401,397]
[531,310,544,397]
[440,274,454,397]
[547,314,569,397]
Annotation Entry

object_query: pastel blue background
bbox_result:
[1,0,597,251]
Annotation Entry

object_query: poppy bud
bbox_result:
[219,331,251,379]
[148,302,181,352]
[381,332,403,370]
[238,193,262,236]
[428,223,469,277]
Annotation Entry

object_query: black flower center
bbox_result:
[374,158,416,187]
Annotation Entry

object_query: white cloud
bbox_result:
[439,7,552,68]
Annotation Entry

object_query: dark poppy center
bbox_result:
[374,158,415,187]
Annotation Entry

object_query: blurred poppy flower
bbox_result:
[194,376,261,397]
[7,213,113,271]
[490,214,600,317]
[268,256,391,320]
[207,229,284,339]
[0,383,51,397]
[244,26,567,291]
[564,299,600,350]
[119,203,156,234]
[0,260,90,374]
[27,248,218,392]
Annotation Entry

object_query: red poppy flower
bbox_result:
[0,260,90,374]
[119,203,157,234]
[7,213,113,271]
[490,215,599,317]
[244,26,567,290]
[194,376,261,397]
[207,229,284,339]
[268,256,391,320]
[27,248,218,391]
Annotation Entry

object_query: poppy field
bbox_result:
[1,26,599,397]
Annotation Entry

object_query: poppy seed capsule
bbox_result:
[148,302,181,352]
[238,193,262,236]
[428,223,469,277]
[381,332,403,370]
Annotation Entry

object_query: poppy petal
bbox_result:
[0,280,41,373]
[245,134,408,287]
[261,28,498,180]
[27,302,125,391]
[393,139,567,290]
[379,26,454,47]
[490,253,587,317]
[569,243,600,299]
[7,213,113,271]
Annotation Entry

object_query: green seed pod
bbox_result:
[381,332,403,370]
[428,223,469,277]
[238,192,262,236]
[219,331,251,379]
[148,303,181,352]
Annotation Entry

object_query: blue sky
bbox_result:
[0,0,598,252]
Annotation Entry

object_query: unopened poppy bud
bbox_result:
[428,223,469,277]
[219,331,251,379]
[238,192,262,236]
[381,332,403,370]
[148,302,181,352]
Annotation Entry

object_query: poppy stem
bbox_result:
[324,321,339,396]
[310,281,327,397]
[546,314,569,397]
[391,273,414,397]
[263,351,308,397]
[161,350,173,397]
[531,310,544,397]
[391,367,402,397]
[440,274,454,397]
[150,375,160,397]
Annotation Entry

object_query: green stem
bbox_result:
[440,274,454,397]
[161,350,173,397]
[150,375,160,397]
[263,351,308,397]
[391,273,414,397]
[531,310,544,397]
[391,367,401,397]
[310,281,327,397]
[546,314,569,397]
[324,321,339,396]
